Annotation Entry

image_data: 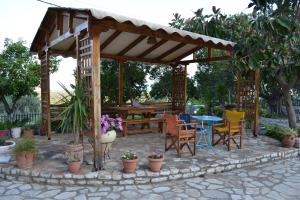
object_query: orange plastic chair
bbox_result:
[212,110,245,151]
[163,114,197,157]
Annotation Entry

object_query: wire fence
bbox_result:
[0,113,40,124]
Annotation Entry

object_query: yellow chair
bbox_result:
[212,110,245,151]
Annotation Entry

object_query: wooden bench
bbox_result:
[122,118,164,136]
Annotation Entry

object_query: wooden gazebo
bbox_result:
[30,7,258,169]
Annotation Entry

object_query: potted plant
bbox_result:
[66,151,81,174]
[148,149,164,172]
[122,150,138,173]
[281,128,296,148]
[295,127,300,148]
[22,124,34,138]
[10,119,26,138]
[0,121,9,138]
[59,83,88,173]
[99,115,122,151]
[15,138,36,169]
[0,137,15,163]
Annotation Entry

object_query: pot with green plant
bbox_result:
[59,83,88,173]
[281,128,296,148]
[0,137,15,163]
[0,121,9,138]
[295,127,300,148]
[122,150,138,173]
[11,119,27,138]
[15,138,36,169]
[22,124,34,138]
[148,149,164,172]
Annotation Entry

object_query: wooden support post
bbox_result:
[40,50,51,140]
[253,68,260,137]
[75,36,81,83]
[118,61,123,106]
[183,65,187,112]
[237,71,241,111]
[91,30,102,170]
[171,65,176,111]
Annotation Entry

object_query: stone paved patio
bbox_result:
[0,158,299,199]
[0,129,299,185]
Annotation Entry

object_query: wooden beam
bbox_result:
[56,12,63,36]
[96,19,234,51]
[173,46,203,61]
[101,30,122,50]
[117,35,146,56]
[91,30,102,170]
[138,39,168,58]
[176,55,231,65]
[69,12,74,33]
[155,43,185,60]
[253,68,260,137]
[208,48,212,58]
[101,53,170,65]
[118,61,124,106]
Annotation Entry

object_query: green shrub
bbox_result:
[213,106,223,117]
[0,120,9,130]
[265,126,296,141]
[196,106,207,116]
[265,126,284,141]
[15,138,36,156]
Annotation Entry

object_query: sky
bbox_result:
[0,0,251,91]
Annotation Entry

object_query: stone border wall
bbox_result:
[0,149,299,186]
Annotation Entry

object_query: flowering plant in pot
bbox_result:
[0,121,10,138]
[100,114,122,145]
[15,138,36,169]
[122,150,138,173]
[148,149,164,172]
[281,128,296,148]
[59,83,88,173]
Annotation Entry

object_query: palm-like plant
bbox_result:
[59,82,88,144]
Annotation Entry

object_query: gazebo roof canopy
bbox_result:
[30,7,235,64]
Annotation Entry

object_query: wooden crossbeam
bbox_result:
[138,39,167,58]
[117,35,146,56]
[97,19,234,51]
[101,53,170,64]
[101,30,122,50]
[173,46,203,62]
[155,43,185,60]
[176,55,231,65]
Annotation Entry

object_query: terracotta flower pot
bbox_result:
[68,161,81,174]
[282,135,296,148]
[65,144,84,164]
[148,156,164,172]
[23,129,34,138]
[122,158,138,173]
[16,151,35,169]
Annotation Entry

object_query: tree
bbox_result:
[149,65,197,101]
[0,39,60,119]
[170,2,300,128]
[241,0,300,128]
[100,60,150,105]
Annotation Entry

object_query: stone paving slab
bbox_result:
[0,158,300,199]
[0,129,299,185]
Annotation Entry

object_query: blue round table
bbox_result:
[192,115,223,149]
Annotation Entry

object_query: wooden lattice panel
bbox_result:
[78,36,93,116]
[237,69,260,136]
[40,53,51,137]
[172,65,187,112]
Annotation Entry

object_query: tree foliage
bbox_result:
[0,39,60,118]
[101,60,150,105]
